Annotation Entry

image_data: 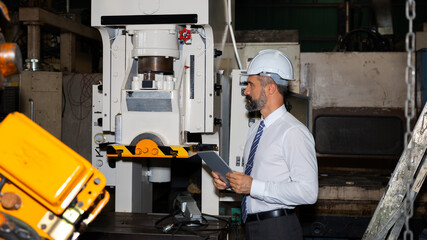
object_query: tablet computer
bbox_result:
[198,151,233,187]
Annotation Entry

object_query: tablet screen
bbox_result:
[198,151,233,187]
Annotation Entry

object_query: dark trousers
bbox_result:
[244,213,303,240]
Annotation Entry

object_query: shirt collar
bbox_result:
[261,105,287,128]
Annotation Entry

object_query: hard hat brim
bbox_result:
[240,71,295,83]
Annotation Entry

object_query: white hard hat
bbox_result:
[243,49,294,86]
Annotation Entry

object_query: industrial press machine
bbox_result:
[91,0,228,214]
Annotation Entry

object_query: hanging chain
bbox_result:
[403,183,414,240]
[404,0,416,149]
[403,0,416,240]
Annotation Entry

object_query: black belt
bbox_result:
[246,208,295,223]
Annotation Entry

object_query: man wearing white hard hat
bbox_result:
[213,49,318,239]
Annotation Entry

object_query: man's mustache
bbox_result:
[245,95,252,102]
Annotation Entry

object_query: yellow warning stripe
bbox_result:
[170,146,189,158]
[111,145,132,156]
[106,144,189,158]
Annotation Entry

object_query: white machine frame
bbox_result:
[91,0,227,214]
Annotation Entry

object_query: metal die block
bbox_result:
[125,91,172,112]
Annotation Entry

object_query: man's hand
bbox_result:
[212,171,228,190]
[226,172,252,194]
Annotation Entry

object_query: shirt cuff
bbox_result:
[250,179,266,200]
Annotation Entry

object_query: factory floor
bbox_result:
[80,166,427,239]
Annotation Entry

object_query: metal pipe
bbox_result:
[115,114,122,144]
[345,0,350,33]
[66,0,69,13]
[238,2,425,8]
[27,24,40,59]
[238,3,370,8]
[227,0,243,70]
[29,99,34,121]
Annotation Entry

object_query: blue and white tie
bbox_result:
[241,120,265,222]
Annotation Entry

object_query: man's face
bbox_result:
[244,75,267,112]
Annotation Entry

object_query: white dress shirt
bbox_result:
[244,105,318,214]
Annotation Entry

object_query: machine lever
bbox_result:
[214,83,222,96]
[29,99,34,121]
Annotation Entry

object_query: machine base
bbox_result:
[79,212,230,240]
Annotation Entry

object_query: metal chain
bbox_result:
[404,0,416,148]
[404,0,416,239]
[403,183,414,240]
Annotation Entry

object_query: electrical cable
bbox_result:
[62,83,66,118]
[227,0,243,70]
[171,222,183,239]
[154,211,232,239]
[65,73,101,151]
[154,210,179,231]
[185,214,231,232]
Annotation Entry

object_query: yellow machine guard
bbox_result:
[0,112,109,240]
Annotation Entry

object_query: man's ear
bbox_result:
[267,83,277,95]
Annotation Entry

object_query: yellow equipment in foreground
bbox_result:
[0,112,109,240]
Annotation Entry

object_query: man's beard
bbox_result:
[245,91,267,112]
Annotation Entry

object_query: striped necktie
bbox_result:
[241,120,265,222]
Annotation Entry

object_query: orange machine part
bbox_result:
[0,43,19,77]
[0,179,53,239]
[0,1,10,22]
[135,139,163,157]
[0,112,110,239]
[0,112,107,214]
